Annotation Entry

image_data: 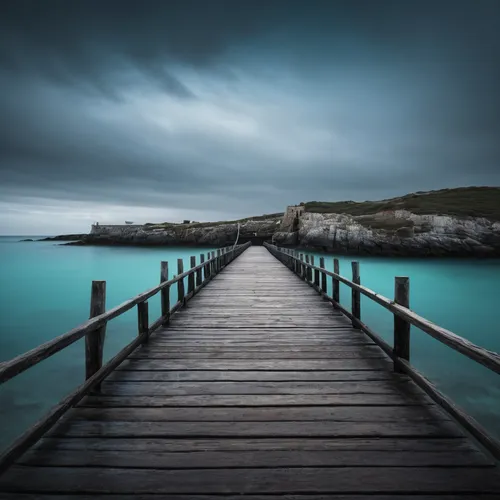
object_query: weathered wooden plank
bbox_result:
[19,448,491,468]
[1,495,497,500]
[126,350,387,359]
[35,436,480,453]
[46,420,463,438]
[98,380,415,396]
[79,393,433,407]
[2,466,500,494]
[115,359,393,371]
[66,405,452,422]
[107,370,396,382]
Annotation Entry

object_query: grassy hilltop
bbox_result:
[143,187,500,230]
[304,187,500,222]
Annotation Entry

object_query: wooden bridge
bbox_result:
[1,242,500,497]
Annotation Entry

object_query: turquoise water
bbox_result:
[0,238,499,453]
[302,250,500,440]
[0,237,214,452]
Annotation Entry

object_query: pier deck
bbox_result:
[1,246,499,497]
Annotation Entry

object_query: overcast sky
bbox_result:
[1,1,500,234]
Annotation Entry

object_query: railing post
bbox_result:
[199,254,205,284]
[216,249,221,272]
[319,257,327,294]
[332,258,340,305]
[137,301,149,343]
[300,253,304,279]
[206,252,212,278]
[160,261,169,326]
[177,258,185,304]
[394,277,410,373]
[312,255,320,289]
[211,251,216,275]
[85,280,106,390]
[351,262,360,327]
[305,255,310,282]
[188,255,196,295]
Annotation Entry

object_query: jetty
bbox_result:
[1,243,500,497]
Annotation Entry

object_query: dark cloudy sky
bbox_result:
[1,0,500,234]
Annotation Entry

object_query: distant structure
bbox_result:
[125,221,134,225]
[183,220,191,224]
[281,204,305,232]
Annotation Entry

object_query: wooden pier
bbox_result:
[1,243,500,497]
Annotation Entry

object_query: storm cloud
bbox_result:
[1,0,500,234]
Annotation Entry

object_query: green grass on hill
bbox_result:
[304,187,500,221]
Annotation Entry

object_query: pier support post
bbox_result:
[394,277,410,372]
[333,258,340,306]
[160,261,169,326]
[85,280,106,390]
[351,262,360,327]
[137,301,149,343]
[319,257,327,294]
[199,254,205,284]
[313,256,320,290]
[188,256,196,295]
[177,259,185,305]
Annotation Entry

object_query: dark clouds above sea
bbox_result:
[1,0,499,233]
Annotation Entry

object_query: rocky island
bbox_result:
[41,187,500,257]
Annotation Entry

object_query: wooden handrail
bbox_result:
[264,242,500,375]
[264,242,500,460]
[0,243,250,385]
[0,241,251,473]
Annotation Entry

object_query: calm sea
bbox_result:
[0,236,214,452]
[0,236,499,452]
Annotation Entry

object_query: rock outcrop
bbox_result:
[76,218,282,247]
[273,209,500,256]
[43,188,500,256]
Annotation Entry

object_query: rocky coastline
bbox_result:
[33,188,500,257]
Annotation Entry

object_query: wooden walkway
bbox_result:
[1,246,500,497]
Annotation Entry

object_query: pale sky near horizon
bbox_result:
[1,1,500,235]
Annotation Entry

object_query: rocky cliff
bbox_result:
[44,187,500,257]
[273,188,500,256]
[70,217,282,247]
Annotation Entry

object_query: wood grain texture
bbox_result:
[1,245,499,498]
[85,280,106,382]
[2,466,500,494]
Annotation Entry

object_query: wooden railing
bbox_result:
[0,241,251,472]
[264,242,500,460]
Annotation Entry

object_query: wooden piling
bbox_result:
[85,281,106,388]
[299,253,304,279]
[199,254,205,284]
[333,258,340,304]
[313,255,320,289]
[211,251,216,275]
[319,257,327,293]
[188,256,196,295]
[305,255,311,282]
[394,276,410,373]
[160,262,169,326]
[177,259,185,304]
[137,301,149,343]
[351,262,360,327]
